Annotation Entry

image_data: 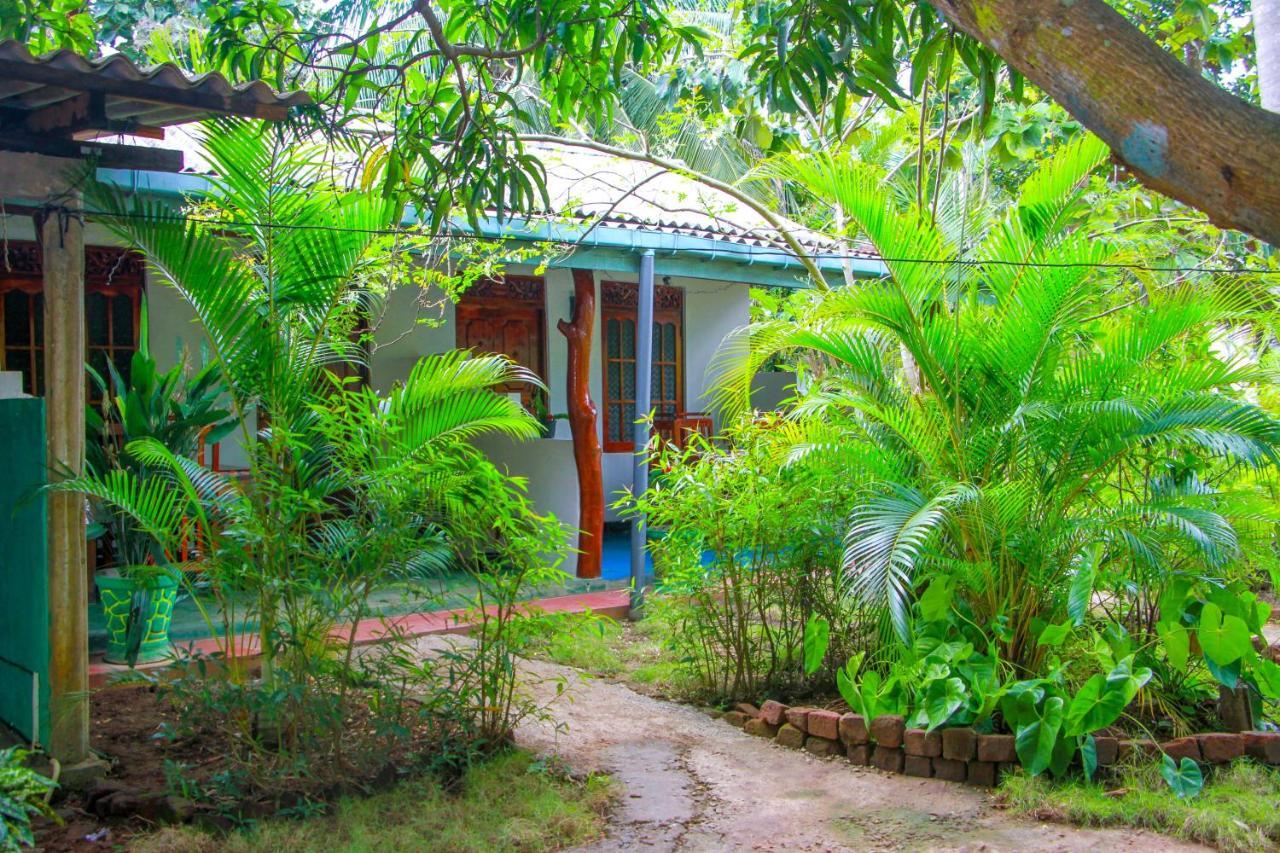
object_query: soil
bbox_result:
[33,686,222,852]
[507,651,1208,852]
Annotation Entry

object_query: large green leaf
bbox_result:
[1037,621,1072,648]
[918,576,954,623]
[1065,656,1151,736]
[922,676,967,732]
[803,615,830,676]
[1197,602,1253,667]
[1015,695,1064,776]
[1158,621,1190,673]
[1160,754,1204,799]
[1252,658,1280,700]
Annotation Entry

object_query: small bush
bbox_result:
[0,747,57,852]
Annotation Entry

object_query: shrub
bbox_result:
[0,748,56,852]
[626,417,864,701]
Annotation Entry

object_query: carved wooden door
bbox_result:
[455,277,547,411]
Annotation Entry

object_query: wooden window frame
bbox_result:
[454,275,548,407]
[600,280,684,453]
[0,241,144,402]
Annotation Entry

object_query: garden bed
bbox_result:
[724,699,1280,787]
[31,685,611,851]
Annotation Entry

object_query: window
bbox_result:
[600,280,684,452]
[455,276,547,411]
[0,242,144,403]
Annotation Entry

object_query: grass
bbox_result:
[998,759,1280,852]
[132,750,614,853]
[508,609,699,699]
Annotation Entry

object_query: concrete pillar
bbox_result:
[629,250,655,617]
[40,196,89,767]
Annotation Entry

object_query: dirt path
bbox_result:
[514,658,1203,852]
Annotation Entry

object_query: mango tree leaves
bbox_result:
[1197,602,1253,667]
[1015,695,1064,775]
[1160,754,1204,799]
[1064,655,1152,737]
[803,615,830,676]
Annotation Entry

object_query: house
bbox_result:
[0,39,306,770]
[1,136,885,580]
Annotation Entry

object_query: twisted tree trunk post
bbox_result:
[558,269,604,579]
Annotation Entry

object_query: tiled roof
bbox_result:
[0,40,310,134]
[526,143,874,258]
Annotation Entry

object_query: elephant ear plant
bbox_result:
[81,296,234,665]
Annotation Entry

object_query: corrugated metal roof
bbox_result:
[0,40,310,136]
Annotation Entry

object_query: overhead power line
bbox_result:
[81,208,1280,278]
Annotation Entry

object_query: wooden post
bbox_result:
[39,197,89,766]
[557,269,604,579]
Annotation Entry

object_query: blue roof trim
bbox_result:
[93,167,885,288]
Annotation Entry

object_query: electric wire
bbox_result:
[76,207,1280,277]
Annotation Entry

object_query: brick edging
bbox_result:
[724,700,1280,786]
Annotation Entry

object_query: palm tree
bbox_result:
[62,119,543,681]
[714,135,1280,670]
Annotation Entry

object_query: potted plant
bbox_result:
[529,393,568,438]
[83,298,234,665]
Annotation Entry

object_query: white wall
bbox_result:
[365,267,750,524]
[0,213,754,540]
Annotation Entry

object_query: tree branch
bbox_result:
[519,134,830,287]
[925,0,1280,246]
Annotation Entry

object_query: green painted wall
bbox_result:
[0,397,49,745]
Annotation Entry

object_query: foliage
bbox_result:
[716,134,1280,675]
[50,119,558,797]
[624,416,862,701]
[170,0,704,232]
[85,295,234,570]
[0,748,56,853]
[999,760,1280,853]
[132,749,614,853]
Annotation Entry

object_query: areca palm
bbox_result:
[716,135,1280,669]
[60,119,544,679]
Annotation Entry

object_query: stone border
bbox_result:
[720,700,1280,787]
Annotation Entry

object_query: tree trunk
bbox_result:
[557,269,604,579]
[925,0,1280,246]
[1258,0,1280,113]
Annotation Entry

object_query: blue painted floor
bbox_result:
[601,527,653,581]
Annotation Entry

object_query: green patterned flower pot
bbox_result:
[96,568,180,665]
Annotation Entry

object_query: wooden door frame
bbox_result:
[454,275,549,384]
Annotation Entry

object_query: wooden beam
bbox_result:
[0,57,293,121]
[39,198,89,766]
[0,132,182,171]
[16,91,167,138]
[557,269,604,579]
